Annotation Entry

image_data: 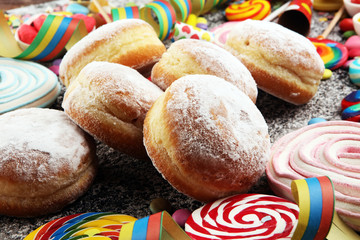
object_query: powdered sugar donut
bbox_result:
[225,20,324,105]
[144,75,270,202]
[0,108,97,217]
[151,39,258,103]
[62,61,163,159]
[266,120,360,231]
[151,39,257,102]
[185,194,299,239]
[59,18,166,87]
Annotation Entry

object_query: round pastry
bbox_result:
[0,57,61,114]
[185,193,299,239]
[143,74,270,202]
[225,19,324,105]
[151,39,258,103]
[0,108,97,217]
[266,120,360,231]
[62,61,163,159]
[59,18,166,87]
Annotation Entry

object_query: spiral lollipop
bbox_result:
[225,0,271,21]
[309,38,348,70]
[266,120,360,231]
[0,57,61,114]
[185,194,299,239]
[24,212,137,240]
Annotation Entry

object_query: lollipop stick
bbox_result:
[263,1,291,22]
[320,5,345,39]
[92,0,112,23]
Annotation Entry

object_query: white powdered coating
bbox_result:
[227,19,323,73]
[166,75,269,172]
[0,108,90,181]
[60,18,150,70]
[175,39,256,91]
[82,61,163,105]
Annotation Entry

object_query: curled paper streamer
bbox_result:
[111,0,227,41]
[24,211,191,239]
[140,0,177,41]
[0,10,88,62]
[172,21,214,42]
[291,176,360,240]
[112,0,176,41]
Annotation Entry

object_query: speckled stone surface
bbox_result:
[1,1,356,239]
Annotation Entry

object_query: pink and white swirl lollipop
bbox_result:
[266,120,360,231]
[185,194,299,239]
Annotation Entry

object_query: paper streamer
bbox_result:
[111,0,227,41]
[112,0,176,41]
[111,6,140,20]
[24,211,190,239]
[291,176,360,240]
[0,10,88,62]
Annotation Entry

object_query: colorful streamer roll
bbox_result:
[291,176,334,240]
[112,0,177,41]
[0,11,87,62]
[190,0,205,16]
[291,176,360,240]
[168,0,192,22]
[111,6,140,20]
[140,0,177,41]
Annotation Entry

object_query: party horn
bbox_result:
[277,0,312,36]
[291,176,360,240]
[0,10,87,61]
[172,21,214,42]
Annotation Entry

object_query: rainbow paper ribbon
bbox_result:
[291,176,360,240]
[0,10,87,62]
[112,0,176,41]
[111,0,229,41]
[119,211,191,239]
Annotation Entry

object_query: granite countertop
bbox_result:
[1,1,356,239]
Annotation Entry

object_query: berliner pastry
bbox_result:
[62,61,163,159]
[0,108,97,217]
[151,39,258,103]
[225,19,324,105]
[143,74,270,202]
[59,18,166,87]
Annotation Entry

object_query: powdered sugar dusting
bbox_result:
[227,20,323,72]
[176,39,257,97]
[166,75,270,173]
[0,108,91,181]
[84,61,163,106]
[60,19,150,69]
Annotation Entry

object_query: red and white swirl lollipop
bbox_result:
[266,120,360,231]
[185,194,299,239]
